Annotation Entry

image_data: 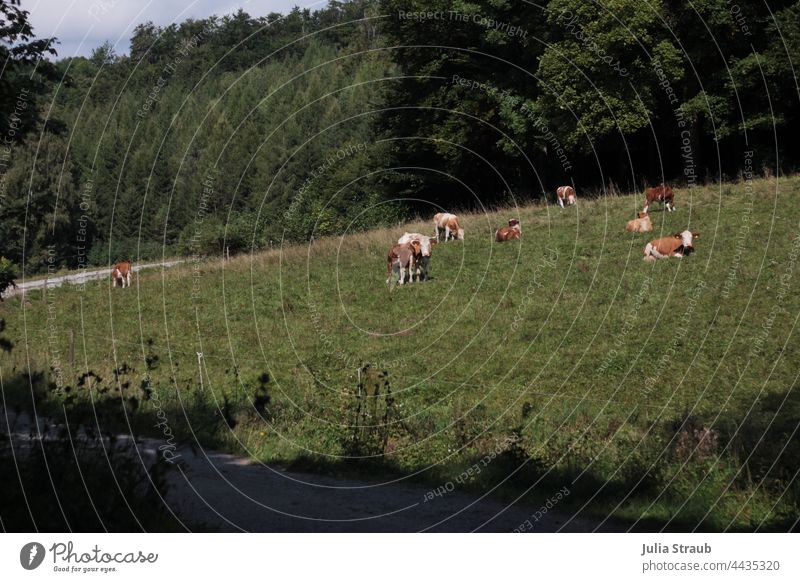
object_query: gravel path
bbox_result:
[1,260,184,299]
[1,408,613,532]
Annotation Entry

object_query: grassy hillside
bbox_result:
[2,175,799,531]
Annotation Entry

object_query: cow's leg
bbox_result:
[644,243,665,261]
[126,273,131,287]
[558,197,564,209]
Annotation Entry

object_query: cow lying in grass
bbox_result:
[111,261,132,288]
[398,233,437,281]
[387,240,421,285]
[556,185,576,208]
[643,184,675,213]
[433,212,464,241]
[643,231,699,261]
[496,218,521,242]
[626,211,652,233]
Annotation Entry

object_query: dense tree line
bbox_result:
[0,0,798,273]
[1,0,395,273]
[378,0,799,208]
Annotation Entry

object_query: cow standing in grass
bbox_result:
[433,212,465,241]
[495,219,521,242]
[111,261,132,288]
[626,211,653,233]
[643,184,675,213]
[643,231,699,261]
[556,186,576,208]
[398,233,437,281]
[387,240,421,285]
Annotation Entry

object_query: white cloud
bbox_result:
[25,0,329,59]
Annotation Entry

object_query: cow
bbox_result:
[495,218,521,242]
[626,211,653,233]
[111,261,132,288]
[398,233,437,281]
[556,185,576,208]
[433,212,465,241]
[386,240,421,285]
[643,184,675,213]
[643,231,699,262]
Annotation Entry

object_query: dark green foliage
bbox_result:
[377,0,800,206]
[1,1,398,274]
[0,435,180,532]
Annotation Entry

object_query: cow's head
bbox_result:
[674,230,698,250]
[508,218,520,228]
[456,228,465,240]
[637,211,649,219]
[418,237,433,257]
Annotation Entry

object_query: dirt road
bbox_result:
[1,259,184,299]
[2,408,612,532]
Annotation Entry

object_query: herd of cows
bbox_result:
[108,183,698,289]
[383,183,698,286]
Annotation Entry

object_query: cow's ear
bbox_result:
[692,232,700,238]
[674,233,683,239]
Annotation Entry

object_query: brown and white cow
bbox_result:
[398,232,437,281]
[495,218,521,242]
[433,212,465,241]
[111,261,132,288]
[643,184,675,213]
[556,185,576,208]
[387,240,421,285]
[626,211,653,233]
[643,231,699,262]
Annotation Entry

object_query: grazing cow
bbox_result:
[643,184,675,213]
[111,261,132,288]
[643,231,699,262]
[386,240,421,285]
[626,211,653,233]
[433,212,465,241]
[398,233,437,281]
[556,185,576,208]
[495,218,521,242]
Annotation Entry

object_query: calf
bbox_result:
[398,233,437,281]
[433,212,464,241]
[643,184,675,213]
[626,211,653,233]
[111,261,132,288]
[387,240,421,285]
[643,231,699,262]
[556,186,576,208]
[495,218,521,242]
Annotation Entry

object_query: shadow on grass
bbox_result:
[2,365,797,533]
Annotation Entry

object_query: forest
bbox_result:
[0,0,798,274]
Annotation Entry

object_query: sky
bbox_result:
[26,0,328,59]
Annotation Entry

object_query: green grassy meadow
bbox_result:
[2,175,799,531]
